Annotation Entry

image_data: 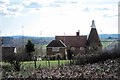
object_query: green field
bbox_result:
[23,60,69,68]
[101,39,116,48]
[1,60,70,71]
[101,41,112,48]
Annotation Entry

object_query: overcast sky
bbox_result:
[0,0,119,37]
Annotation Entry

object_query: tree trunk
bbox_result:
[48,59,50,68]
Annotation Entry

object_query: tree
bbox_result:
[57,55,61,67]
[67,49,73,60]
[25,40,35,60]
[26,40,35,53]
[67,48,73,65]
[2,49,25,71]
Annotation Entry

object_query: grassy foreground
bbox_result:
[1,60,70,70]
[23,60,69,68]
[1,58,120,79]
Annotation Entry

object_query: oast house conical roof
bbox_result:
[86,20,102,46]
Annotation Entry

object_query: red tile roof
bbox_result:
[55,36,87,47]
[47,40,66,47]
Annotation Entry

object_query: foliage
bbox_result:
[88,43,99,54]
[2,52,16,63]
[34,44,46,57]
[2,58,120,79]
[2,55,22,71]
[67,49,73,60]
[25,40,35,60]
[25,40,35,53]
[2,47,27,71]
[75,49,120,65]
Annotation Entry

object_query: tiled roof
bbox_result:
[46,40,66,47]
[86,28,102,46]
[55,36,87,47]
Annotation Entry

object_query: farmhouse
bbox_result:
[55,32,87,55]
[46,40,67,59]
[46,20,102,59]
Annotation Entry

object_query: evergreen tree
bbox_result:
[67,49,73,60]
[25,40,35,60]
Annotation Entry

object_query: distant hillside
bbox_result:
[99,34,120,39]
[1,36,54,47]
[1,34,119,47]
[1,37,13,46]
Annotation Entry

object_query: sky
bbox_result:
[0,0,119,37]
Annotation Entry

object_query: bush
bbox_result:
[2,65,13,72]
[75,49,120,65]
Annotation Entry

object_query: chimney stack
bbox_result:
[76,30,80,36]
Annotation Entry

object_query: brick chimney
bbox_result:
[76,30,80,36]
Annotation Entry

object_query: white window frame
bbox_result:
[80,47,84,50]
[52,47,60,52]
[71,47,75,51]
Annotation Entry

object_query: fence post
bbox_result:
[57,55,60,67]
[48,57,50,68]
[34,56,37,68]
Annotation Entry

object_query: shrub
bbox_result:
[75,49,120,65]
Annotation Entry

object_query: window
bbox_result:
[71,47,75,51]
[89,47,92,50]
[52,47,59,52]
[80,47,84,50]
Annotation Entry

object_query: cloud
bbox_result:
[103,14,118,18]
[95,8,110,11]
[23,1,61,15]
[49,3,61,7]
[54,0,78,5]
[0,0,117,17]
[24,2,42,8]
[54,0,67,4]
[0,0,9,4]
[82,7,90,12]
[1,0,78,17]
[7,4,21,12]
[0,0,9,11]
[82,0,118,5]
[0,0,25,17]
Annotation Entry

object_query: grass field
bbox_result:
[23,60,69,68]
[101,41,112,48]
[101,39,116,48]
[1,60,70,71]
[1,60,70,78]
